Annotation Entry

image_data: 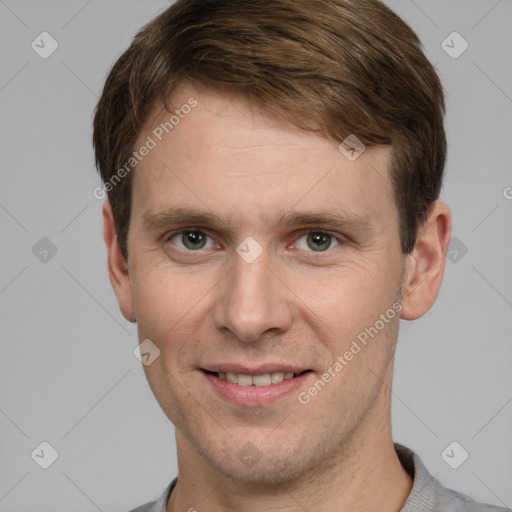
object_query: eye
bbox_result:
[164,228,342,256]
[168,230,216,251]
[295,231,340,252]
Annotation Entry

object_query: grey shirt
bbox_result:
[129,443,510,512]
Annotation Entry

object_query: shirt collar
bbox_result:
[395,442,442,511]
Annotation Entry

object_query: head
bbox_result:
[94,0,451,485]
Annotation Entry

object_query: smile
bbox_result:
[207,370,309,386]
[201,368,313,406]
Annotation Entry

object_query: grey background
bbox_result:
[0,0,511,510]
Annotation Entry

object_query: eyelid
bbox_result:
[297,228,346,242]
[164,227,215,241]
[166,228,218,251]
[163,227,346,253]
[292,228,344,255]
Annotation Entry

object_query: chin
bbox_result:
[212,455,306,485]
[194,435,321,486]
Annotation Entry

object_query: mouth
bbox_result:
[202,369,312,387]
[201,367,314,406]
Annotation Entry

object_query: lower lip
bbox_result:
[202,371,312,407]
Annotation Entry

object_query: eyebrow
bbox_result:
[141,206,375,234]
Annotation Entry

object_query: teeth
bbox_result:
[226,372,237,383]
[252,374,272,386]
[271,372,284,384]
[237,374,253,386]
[216,371,301,386]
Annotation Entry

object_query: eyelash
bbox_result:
[164,228,345,259]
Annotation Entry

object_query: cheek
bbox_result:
[315,312,399,417]
[295,258,401,376]
[130,262,216,366]
[300,259,395,329]
[131,257,204,322]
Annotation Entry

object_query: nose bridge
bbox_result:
[213,245,291,343]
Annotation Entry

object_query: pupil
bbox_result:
[183,231,206,250]
[308,233,330,251]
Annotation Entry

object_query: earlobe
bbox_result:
[400,201,452,321]
[102,201,136,323]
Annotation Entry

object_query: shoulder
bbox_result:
[127,502,158,512]
[394,443,510,512]
[436,486,510,512]
[126,479,176,512]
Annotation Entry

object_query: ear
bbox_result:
[102,200,136,323]
[400,200,452,320]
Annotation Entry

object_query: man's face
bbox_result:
[122,82,408,483]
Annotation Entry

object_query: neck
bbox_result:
[167,385,412,512]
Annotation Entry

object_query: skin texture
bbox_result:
[103,81,451,511]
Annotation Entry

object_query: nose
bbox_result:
[212,246,293,344]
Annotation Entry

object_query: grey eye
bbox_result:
[171,230,213,250]
[296,232,339,252]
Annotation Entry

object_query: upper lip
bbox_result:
[202,364,311,375]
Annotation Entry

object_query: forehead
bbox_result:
[131,82,396,231]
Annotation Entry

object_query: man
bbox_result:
[93,1,509,511]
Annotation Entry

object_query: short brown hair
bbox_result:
[93,0,446,259]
